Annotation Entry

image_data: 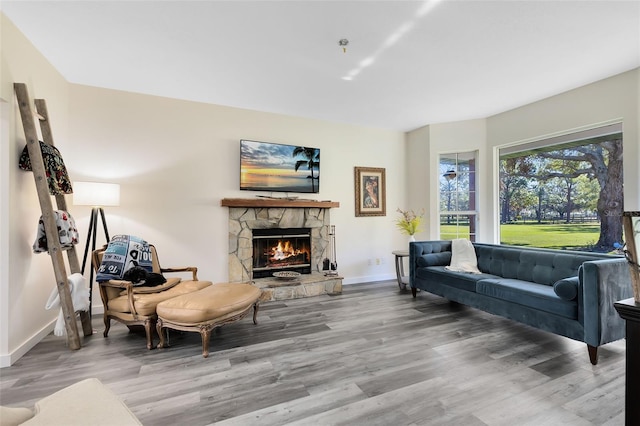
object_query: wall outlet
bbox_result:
[375,258,381,265]
[367,259,372,266]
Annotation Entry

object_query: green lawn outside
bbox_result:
[440,222,601,251]
[501,223,601,250]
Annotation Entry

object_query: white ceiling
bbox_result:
[2,0,639,131]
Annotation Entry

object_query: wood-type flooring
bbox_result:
[0,280,626,425]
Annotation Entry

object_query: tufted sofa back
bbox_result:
[473,243,608,286]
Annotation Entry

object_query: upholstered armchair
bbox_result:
[92,245,211,349]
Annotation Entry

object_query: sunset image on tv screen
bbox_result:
[240,140,320,193]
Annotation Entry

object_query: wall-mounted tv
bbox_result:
[240,139,320,194]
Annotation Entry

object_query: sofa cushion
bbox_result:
[417,266,498,292]
[417,252,451,267]
[22,378,141,425]
[475,245,521,278]
[477,278,577,319]
[474,244,591,286]
[0,406,34,426]
[553,276,579,301]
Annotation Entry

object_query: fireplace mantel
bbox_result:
[221,198,339,209]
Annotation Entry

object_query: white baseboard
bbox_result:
[0,305,104,368]
[342,273,396,285]
[0,318,55,368]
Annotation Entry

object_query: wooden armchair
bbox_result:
[92,245,212,349]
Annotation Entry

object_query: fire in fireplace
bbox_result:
[252,228,312,278]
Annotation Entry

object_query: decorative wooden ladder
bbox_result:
[14,83,93,350]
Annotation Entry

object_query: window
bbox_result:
[498,123,623,252]
[439,151,478,241]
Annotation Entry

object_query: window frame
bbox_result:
[438,151,478,242]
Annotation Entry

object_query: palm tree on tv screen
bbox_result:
[293,147,320,192]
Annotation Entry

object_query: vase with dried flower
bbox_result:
[396,208,425,243]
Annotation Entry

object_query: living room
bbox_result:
[1,1,639,424]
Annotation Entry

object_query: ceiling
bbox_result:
[2,1,639,131]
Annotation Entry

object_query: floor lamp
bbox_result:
[73,181,120,313]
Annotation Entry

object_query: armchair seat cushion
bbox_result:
[108,280,212,316]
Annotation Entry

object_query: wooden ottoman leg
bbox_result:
[253,302,260,325]
[103,314,111,338]
[200,325,214,358]
[143,318,155,350]
[156,318,167,349]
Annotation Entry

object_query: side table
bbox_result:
[614,297,640,425]
[392,250,410,290]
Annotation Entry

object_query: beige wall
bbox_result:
[487,68,639,242]
[405,125,430,239]
[407,69,639,245]
[66,85,407,293]
[1,14,71,366]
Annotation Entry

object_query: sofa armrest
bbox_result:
[22,378,141,425]
[409,241,452,288]
[581,258,633,346]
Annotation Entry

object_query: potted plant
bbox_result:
[395,208,425,242]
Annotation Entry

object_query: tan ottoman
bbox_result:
[156,283,262,357]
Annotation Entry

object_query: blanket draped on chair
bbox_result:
[445,238,481,274]
[96,235,153,282]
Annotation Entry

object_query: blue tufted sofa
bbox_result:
[409,241,632,364]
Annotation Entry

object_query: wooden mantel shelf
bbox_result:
[221,198,339,208]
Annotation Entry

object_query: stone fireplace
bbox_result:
[222,198,342,300]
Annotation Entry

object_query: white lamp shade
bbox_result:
[73,182,120,207]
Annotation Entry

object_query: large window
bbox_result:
[498,123,623,252]
[439,151,478,241]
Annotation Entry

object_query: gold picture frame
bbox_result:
[623,211,640,302]
[354,167,386,217]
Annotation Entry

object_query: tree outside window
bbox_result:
[499,124,623,252]
[439,151,478,242]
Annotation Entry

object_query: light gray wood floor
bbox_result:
[0,280,626,425]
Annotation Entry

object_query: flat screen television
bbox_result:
[240,139,320,194]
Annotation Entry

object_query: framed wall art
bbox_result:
[354,167,386,217]
[623,211,640,302]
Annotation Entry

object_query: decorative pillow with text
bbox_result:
[96,235,152,282]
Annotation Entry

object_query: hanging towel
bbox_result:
[19,141,73,195]
[33,211,79,253]
[45,273,90,337]
[446,238,481,274]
